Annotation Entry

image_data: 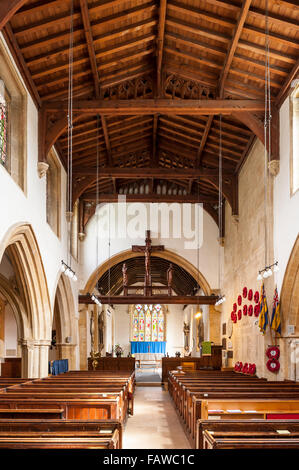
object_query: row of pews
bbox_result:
[168,369,299,449]
[0,370,135,449]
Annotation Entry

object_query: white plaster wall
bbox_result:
[114,305,130,356]
[80,202,220,292]
[274,97,299,293]
[0,35,79,369]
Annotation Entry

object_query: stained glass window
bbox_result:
[132,304,165,341]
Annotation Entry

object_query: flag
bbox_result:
[271,287,281,335]
[258,283,268,335]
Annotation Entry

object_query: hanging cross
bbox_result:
[132,230,164,294]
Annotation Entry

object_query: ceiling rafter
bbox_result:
[196,115,214,168]
[156,0,167,96]
[0,0,27,30]
[218,0,252,98]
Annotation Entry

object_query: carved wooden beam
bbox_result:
[218,0,252,98]
[196,115,214,167]
[79,294,218,305]
[3,24,42,108]
[235,110,279,162]
[0,0,27,30]
[79,0,100,98]
[202,173,239,216]
[156,0,167,96]
[82,193,218,204]
[72,167,232,178]
[101,115,113,166]
[152,114,159,164]
[43,99,266,114]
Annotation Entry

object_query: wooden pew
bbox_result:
[0,370,135,422]
[167,369,299,447]
[196,419,299,449]
[0,418,122,449]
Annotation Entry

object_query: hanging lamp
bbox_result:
[61,0,77,282]
[256,0,278,281]
[215,115,225,306]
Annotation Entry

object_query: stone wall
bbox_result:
[221,139,278,379]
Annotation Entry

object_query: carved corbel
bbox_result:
[268,159,280,176]
[37,161,49,178]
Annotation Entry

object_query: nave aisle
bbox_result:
[123,386,191,449]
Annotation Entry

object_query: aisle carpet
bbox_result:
[135,367,161,383]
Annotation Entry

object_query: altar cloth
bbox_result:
[130,341,166,354]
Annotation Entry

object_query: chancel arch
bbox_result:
[0,223,52,377]
[83,248,212,297]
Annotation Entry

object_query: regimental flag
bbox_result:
[271,287,281,335]
[258,283,268,335]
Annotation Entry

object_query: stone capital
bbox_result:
[232,214,239,224]
[66,211,73,222]
[218,237,225,247]
[37,161,49,178]
[268,159,280,176]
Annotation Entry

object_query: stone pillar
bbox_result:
[37,340,51,378]
[209,304,221,345]
[20,339,35,378]
[56,343,77,371]
[78,306,88,370]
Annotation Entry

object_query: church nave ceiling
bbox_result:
[2,0,298,233]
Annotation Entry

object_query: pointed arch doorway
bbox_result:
[0,223,51,378]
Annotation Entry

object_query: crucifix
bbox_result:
[131,230,164,295]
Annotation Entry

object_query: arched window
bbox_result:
[132,304,165,342]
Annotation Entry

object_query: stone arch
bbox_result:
[0,273,29,342]
[83,248,212,296]
[279,235,299,381]
[0,223,51,377]
[281,234,299,333]
[52,273,77,370]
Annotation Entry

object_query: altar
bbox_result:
[130,341,166,354]
[131,341,166,369]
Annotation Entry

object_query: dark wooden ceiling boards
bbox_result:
[1,0,298,231]
[96,255,199,296]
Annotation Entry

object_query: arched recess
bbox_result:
[52,273,77,370]
[0,273,29,342]
[280,235,299,331]
[83,248,212,296]
[0,223,52,377]
[279,234,299,381]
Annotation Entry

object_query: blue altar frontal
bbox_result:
[130,341,166,354]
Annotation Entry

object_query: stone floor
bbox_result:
[123,386,191,449]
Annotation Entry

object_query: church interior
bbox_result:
[0,0,298,451]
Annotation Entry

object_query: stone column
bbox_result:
[56,342,77,370]
[78,306,89,370]
[20,339,35,378]
[37,340,51,378]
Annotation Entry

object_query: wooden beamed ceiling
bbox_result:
[96,255,199,296]
[1,0,299,232]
